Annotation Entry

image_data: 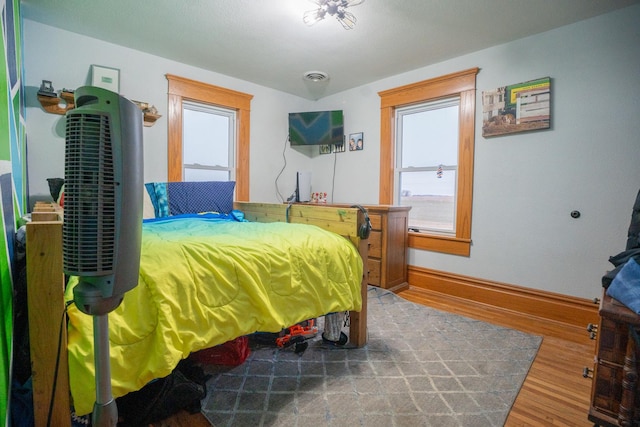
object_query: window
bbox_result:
[166,74,253,200]
[379,68,479,256]
[182,101,235,181]
[396,98,459,234]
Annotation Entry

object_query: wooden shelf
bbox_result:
[143,112,161,127]
[37,91,161,127]
[37,91,75,115]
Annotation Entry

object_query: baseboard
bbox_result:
[408,265,600,328]
[384,282,410,293]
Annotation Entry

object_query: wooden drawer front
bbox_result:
[597,317,629,365]
[368,230,382,258]
[592,361,624,417]
[369,214,382,230]
[368,259,381,285]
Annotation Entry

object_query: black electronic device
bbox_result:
[351,204,371,240]
[288,110,344,146]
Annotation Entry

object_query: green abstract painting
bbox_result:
[1,0,28,423]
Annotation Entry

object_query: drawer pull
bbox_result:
[583,367,593,378]
[587,323,598,339]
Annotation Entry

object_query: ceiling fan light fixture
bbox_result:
[303,71,330,82]
[303,0,364,30]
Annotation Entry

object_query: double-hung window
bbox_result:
[182,101,235,182]
[379,68,478,256]
[166,74,253,200]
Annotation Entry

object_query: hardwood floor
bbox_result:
[155,286,597,426]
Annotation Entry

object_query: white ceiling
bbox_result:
[21,0,640,100]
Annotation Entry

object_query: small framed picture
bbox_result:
[349,132,364,151]
[332,141,345,153]
[319,144,331,155]
[91,65,120,93]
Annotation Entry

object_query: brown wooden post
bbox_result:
[26,204,70,427]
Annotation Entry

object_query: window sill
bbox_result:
[408,232,471,256]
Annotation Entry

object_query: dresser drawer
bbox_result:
[597,317,629,365]
[368,213,382,230]
[368,230,382,258]
[367,258,381,285]
[592,360,624,417]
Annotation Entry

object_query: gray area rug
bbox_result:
[201,286,542,426]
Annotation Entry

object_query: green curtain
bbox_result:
[1,0,27,424]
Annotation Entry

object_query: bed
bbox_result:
[26,198,369,425]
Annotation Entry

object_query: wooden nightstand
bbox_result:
[362,205,410,293]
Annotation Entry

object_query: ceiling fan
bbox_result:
[303,0,365,30]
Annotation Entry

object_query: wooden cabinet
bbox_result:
[362,205,410,293]
[588,291,640,426]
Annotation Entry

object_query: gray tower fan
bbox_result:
[63,86,143,426]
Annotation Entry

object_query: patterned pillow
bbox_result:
[145,181,236,218]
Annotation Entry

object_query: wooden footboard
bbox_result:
[235,202,369,347]
[26,202,368,426]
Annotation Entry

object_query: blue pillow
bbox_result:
[606,257,640,313]
[145,181,236,217]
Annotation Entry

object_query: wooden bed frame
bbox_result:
[26,201,369,426]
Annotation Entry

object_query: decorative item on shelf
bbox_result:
[37,85,75,115]
[132,100,162,127]
[37,80,56,97]
[311,192,328,204]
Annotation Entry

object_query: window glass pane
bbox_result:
[183,107,230,167]
[184,168,229,182]
[400,104,458,168]
[400,170,456,232]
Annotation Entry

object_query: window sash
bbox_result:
[182,101,236,181]
[394,98,460,234]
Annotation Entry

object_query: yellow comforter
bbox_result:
[65,215,363,415]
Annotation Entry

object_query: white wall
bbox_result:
[23,4,640,300]
[320,5,640,300]
[23,20,312,205]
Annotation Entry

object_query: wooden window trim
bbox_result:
[378,68,479,256]
[166,74,253,201]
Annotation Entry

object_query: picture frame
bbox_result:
[319,144,331,155]
[91,65,120,93]
[349,132,363,151]
[482,77,550,137]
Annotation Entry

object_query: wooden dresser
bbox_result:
[293,203,410,293]
[588,290,640,426]
[362,205,410,293]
